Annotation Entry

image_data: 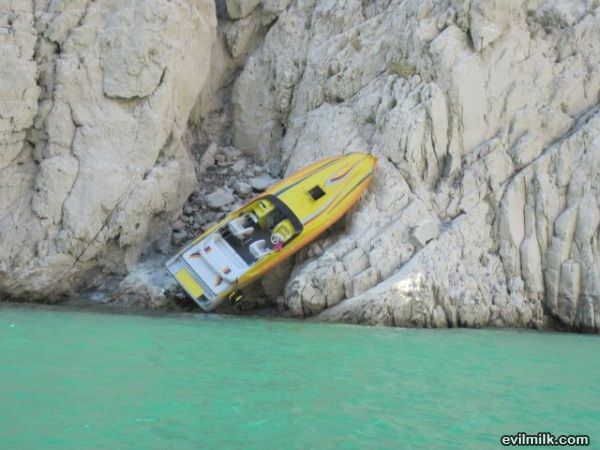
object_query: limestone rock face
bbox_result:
[0,0,216,299]
[226,0,262,19]
[231,0,600,331]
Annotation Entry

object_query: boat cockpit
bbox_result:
[219,195,303,265]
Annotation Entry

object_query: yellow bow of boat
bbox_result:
[166,152,377,311]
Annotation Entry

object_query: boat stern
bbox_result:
[166,255,217,311]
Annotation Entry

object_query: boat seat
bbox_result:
[228,216,254,240]
[249,239,272,259]
[272,219,295,244]
[252,199,275,229]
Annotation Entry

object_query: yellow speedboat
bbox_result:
[166,152,377,311]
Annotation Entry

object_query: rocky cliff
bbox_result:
[0,0,216,299]
[1,0,599,331]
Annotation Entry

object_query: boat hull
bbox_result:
[167,152,377,311]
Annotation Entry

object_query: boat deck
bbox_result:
[220,224,273,265]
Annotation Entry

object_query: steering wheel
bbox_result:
[270,233,282,245]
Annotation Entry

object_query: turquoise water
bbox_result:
[0,305,598,449]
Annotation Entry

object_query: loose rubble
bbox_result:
[170,144,280,249]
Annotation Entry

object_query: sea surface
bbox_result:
[0,304,598,449]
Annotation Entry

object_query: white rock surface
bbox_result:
[110,256,178,309]
[250,174,277,191]
[199,142,219,173]
[225,8,263,58]
[226,0,261,19]
[232,160,247,172]
[206,188,235,209]
[0,0,216,299]
[230,0,600,331]
[234,181,253,195]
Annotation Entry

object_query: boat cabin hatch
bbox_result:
[308,185,326,200]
